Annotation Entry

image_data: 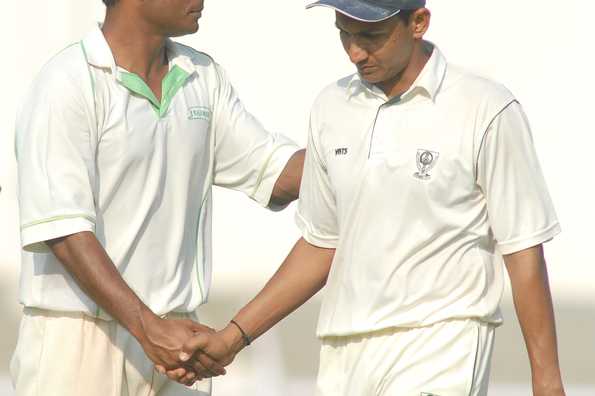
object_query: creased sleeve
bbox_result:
[16,70,97,253]
[476,101,560,255]
[211,63,299,209]
[295,109,339,248]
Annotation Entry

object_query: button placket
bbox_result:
[368,96,401,160]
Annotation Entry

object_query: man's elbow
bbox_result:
[269,149,305,207]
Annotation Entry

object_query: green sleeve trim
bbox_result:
[21,214,96,230]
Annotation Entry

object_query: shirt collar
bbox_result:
[81,24,118,74]
[81,24,196,76]
[347,42,447,102]
[165,39,196,74]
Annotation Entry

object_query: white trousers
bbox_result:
[316,319,495,396]
[10,307,212,396]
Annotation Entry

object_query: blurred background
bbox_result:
[1,0,594,395]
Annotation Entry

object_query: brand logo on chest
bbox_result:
[334,147,348,156]
[413,149,440,180]
[187,106,211,121]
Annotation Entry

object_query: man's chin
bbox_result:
[166,23,199,38]
[360,74,382,85]
[357,69,382,83]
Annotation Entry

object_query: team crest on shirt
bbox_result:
[414,149,440,180]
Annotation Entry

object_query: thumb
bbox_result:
[188,321,215,334]
[179,332,210,362]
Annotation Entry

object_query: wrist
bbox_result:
[220,322,248,355]
[532,378,564,391]
[130,305,161,343]
[533,384,565,396]
[532,370,565,395]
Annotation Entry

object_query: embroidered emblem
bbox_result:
[414,149,439,180]
[334,147,348,156]
[187,106,211,121]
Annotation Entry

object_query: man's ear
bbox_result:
[411,8,431,39]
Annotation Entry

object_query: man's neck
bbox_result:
[378,41,433,99]
[101,11,168,81]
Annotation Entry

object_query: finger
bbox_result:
[192,375,203,385]
[166,367,187,382]
[190,359,218,379]
[154,349,184,370]
[155,365,166,375]
[189,322,215,333]
[195,350,226,376]
[180,371,196,386]
[180,333,210,361]
[186,376,201,388]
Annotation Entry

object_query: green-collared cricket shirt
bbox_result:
[15,25,298,317]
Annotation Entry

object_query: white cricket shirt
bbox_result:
[15,26,298,317]
[296,44,560,337]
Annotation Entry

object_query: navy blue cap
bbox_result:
[306,0,426,22]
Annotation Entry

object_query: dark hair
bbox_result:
[103,0,117,6]
[396,9,417,24]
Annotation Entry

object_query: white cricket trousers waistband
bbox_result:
[316,319,495,396]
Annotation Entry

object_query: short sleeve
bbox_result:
[476,100,560,255]
[295,111,339,248]
[15,70,97,253]
[211,64,299,208]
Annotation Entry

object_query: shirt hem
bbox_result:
[295,211,339,249]
[315,315,504,339]
[497,222,561,255]
[251,143,300,209]
[20,215,96,253]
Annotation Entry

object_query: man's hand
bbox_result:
[165,322,245,385]
[166,238,334,386]
[46,232,226,387]
[139,314,227,385]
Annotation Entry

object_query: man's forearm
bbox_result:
[504,245,565,395]
[222,237,334,353]
[176,237,333,385]
[47,231,154,339]
[269,149,305,207]
[48,231,225,376]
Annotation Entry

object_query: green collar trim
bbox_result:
[119,65,190,117]
[160,65,190,117]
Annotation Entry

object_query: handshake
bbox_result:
[136,311,249,387]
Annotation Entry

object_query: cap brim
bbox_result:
[306,0,401,23]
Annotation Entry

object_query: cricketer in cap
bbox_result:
[171,1,567,396]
